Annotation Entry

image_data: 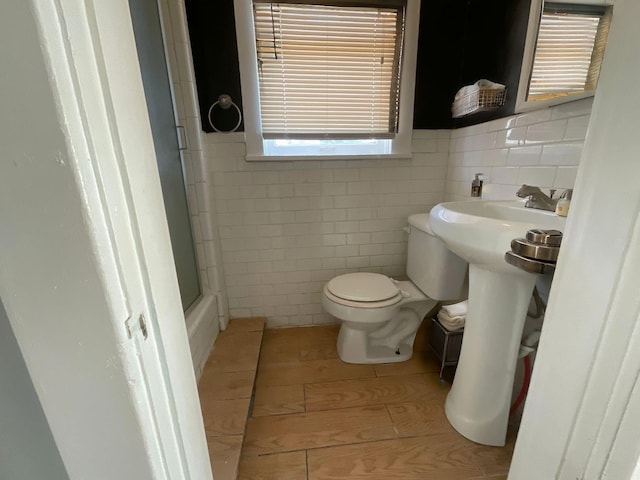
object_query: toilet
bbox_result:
[322,213,468,364]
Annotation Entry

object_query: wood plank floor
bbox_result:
[238,322,516,480]
[198,317,265,480]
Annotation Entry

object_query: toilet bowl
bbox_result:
[322,214,468,364]
[322,273,437,363]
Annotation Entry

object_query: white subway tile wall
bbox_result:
[206,132,450,327]
[446,98,592,201]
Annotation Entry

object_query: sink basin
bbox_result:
[430,200,565,270]
[429,200,566,446]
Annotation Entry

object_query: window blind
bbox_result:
[528,4,611,101]
[252,1,405,138]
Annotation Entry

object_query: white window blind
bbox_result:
[252,1,406,139]
[528,4,611,101]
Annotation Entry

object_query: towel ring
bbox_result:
[207,94,242,133]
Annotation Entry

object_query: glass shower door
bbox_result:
[129,0,201,311]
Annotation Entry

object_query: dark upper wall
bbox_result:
[412,0,467,129]
[452,0,531,128]
[185,0,245,133]
[184,0,531,132]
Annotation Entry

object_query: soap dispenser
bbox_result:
[555,189,573,216]
[471,173,484,197]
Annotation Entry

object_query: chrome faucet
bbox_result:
[516,185,558,211]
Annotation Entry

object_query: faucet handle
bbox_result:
[549,189,556,199]
[559,189,573,200]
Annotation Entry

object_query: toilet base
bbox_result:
[324,279,437,365]
[337,324,415,364]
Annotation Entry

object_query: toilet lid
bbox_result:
[327,273,400,302]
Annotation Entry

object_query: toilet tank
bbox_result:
[406,213,467,301]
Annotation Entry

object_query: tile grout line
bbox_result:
[248,327,265,420]
[255,376,378,390]
[246,430,470,459]
[305,450,310,480]
[255,369,438,389]
[301,397,444,416]
[236,322,265,480]
[302,381,307,413]
[383,403,400,438]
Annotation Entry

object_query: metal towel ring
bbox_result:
[207,94,242,133]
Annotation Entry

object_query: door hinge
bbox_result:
[126,314,148,341]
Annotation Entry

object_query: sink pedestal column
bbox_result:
[445,264,537,446]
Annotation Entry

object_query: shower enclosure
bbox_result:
[129,0,201,311]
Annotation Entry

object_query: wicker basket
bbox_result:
[452,87,506,118]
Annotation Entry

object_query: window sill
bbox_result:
[515,91,595,114]
[245,153,413,162]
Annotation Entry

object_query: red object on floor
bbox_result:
[510,355,532,416]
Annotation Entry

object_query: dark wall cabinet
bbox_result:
[185,0,531,131]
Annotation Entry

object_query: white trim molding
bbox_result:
[515,0,613,113]
[510,0,640,477]
[0,0,214,477]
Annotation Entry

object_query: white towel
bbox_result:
[454,84,477,100]
[441,300,468,318]
[437,309,465,332]
[475,79,505,90]
[437,314,465,332]
[438,309,464,322]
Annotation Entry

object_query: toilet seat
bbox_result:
[325,273,404,309]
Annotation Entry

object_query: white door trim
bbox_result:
[3,0,213,477]
[509,0,640,477]
[57,0,213,477]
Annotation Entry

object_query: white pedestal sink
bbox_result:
[430,200,565,446]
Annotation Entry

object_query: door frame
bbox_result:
[509,0,640,477]
[2,0,213,477]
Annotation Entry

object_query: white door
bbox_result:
[0,0,212,478]
[509,0,640,478]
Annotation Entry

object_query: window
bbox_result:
[234,0,420,160]
[517,1,612,112]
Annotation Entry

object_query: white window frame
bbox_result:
[516,0,614,113]
[234,0,421,161]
